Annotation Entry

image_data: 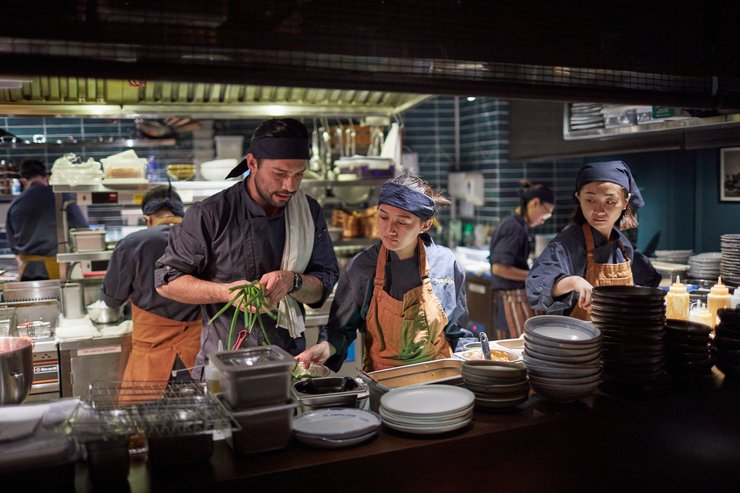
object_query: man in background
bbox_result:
[5,159,87,280]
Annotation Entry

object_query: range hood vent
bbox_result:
[0,77,431,118]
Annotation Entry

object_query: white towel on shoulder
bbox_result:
[277,188,315,338]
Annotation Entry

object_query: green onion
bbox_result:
[208,282,275,349]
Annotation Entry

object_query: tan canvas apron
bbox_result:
[17,254,60,280]
[122,304,202,387]
[363,238,452,371]
[570,224,634,321]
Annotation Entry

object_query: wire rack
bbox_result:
[66,381,234,442]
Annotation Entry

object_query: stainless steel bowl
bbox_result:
[87,304,124,324]
[0,336,33,405]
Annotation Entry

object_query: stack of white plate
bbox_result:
[654,250,694,264]
[379,385,474,435]
[461,360,529,412]
[523,315,602,402]
[688,252,722,280]
[292,408,382,449]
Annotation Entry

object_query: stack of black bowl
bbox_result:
[664,320,713,376]
[714,308,740,377]
[590,286,667,388]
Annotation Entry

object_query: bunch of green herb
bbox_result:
[208,282,276,349]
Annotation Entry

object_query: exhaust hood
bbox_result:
[0,77,431,118]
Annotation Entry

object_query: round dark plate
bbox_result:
[717,308,740,325]
[715,326,740,341]
[601,341,664,356]
[714,336,740,350]
[664,341,710,353]
[664,331,711,343]
[715,361,740,378]
[592,285,666,302]
[598,327,665,339]
[590,309,666,323]
[664,320,713,335]
[601,353,666,366]
[592,320,666,332]
[591,303,666,316]
[666,350,711,362]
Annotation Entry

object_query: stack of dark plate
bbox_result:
[590,286,667,388]
[714,308,740,377]
[461,361,529,412]
[523,315,602,402]
[720,234,740,286]
[664,320,713,376]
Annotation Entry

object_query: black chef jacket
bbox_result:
[154,179,339,372]
[101,223,201,321]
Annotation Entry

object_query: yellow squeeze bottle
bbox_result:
[665,276,690,321]
[707,277,732,328]
[689,301,714,328]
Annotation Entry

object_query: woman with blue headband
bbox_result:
[489,180,555,338]
[526,161,661,320]
[297,173,468,371]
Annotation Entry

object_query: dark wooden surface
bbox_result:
[77,371,740,493]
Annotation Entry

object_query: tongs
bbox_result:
[479,332,492,360]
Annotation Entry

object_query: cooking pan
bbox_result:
[0,336,33,405]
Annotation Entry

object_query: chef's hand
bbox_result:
[260,270,295,304]
[555,276,594,312]
[296,341,334,367]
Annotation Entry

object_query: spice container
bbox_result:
[69,228,106,252]
[292,377,369,412]
[707,277,732,328]
[209,345,295,409]
[665,276,690,321]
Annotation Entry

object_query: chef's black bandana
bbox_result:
[575,160,645,212]
[378,182,436,221]
[142,197,184,217]
[519,185,554,205]
[225,137,310,179]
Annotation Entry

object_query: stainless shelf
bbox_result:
[0,138,176,148]
[57,250,113,263]
[302,178,387,188]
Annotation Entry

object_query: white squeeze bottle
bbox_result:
[205,340,224,394]
[689,301,714,328]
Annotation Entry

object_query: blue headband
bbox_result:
[575,160,645,211]
[142,197,185,217]
[378,182,436,220]
[226,137,310,179]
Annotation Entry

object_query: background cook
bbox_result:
[155,118,339,378]
[488,180,554,338]
[526,160,661,319]
[297,173,468,372]
[101,185,201,383]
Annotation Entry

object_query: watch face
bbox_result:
[294,273,303,292]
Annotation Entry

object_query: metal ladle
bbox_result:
[479,332,492,360]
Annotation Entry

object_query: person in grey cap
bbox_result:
[526,160,661,320]
[155,118,339,378]
[296,172,468,372]
[101,185,201,384]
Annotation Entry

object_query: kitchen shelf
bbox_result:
[57,250,113,263]
[0,138,176,148]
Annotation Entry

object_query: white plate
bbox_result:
[380,385,475,417]
[293,429,379,449]
[383,416,472,435]
[292,408,381,439]
[379,405,472,424]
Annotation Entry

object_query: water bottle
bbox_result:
[11,178,21,195]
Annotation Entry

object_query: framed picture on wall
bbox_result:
[720,147,740,202]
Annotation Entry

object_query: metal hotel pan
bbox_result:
[358,358,463,411]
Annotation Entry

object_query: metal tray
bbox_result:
[358,358,463,411]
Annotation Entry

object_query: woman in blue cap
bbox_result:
[297,172,468,372]
[526,161,661,320]
[489,181,555,338]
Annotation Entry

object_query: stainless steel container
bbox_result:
[359,358,463,411]
[292,376,369,412]
[0,336,33,405]
[69,228,106,252]
[60,283,86,319]
[209,345,295,410]
[3,280,60,302]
